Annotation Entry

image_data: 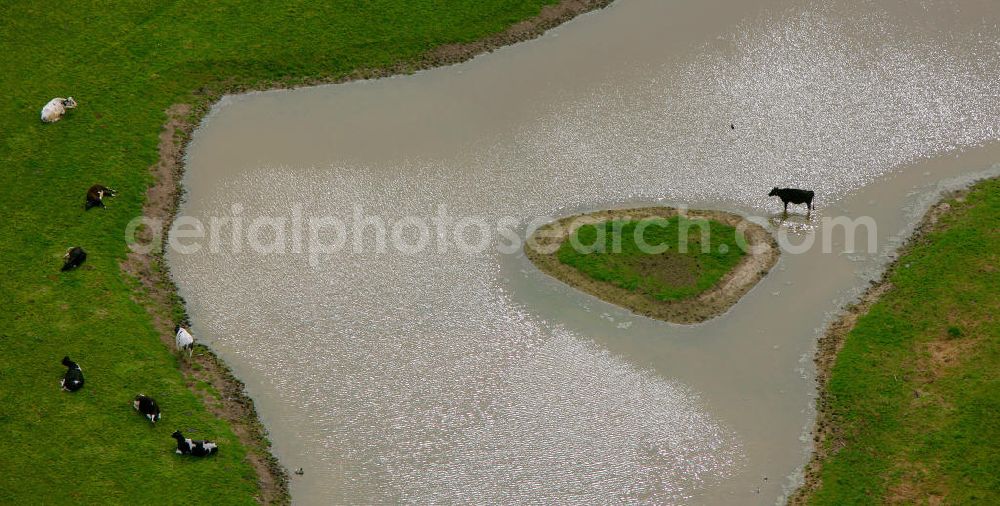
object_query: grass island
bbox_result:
[525,207,779,323]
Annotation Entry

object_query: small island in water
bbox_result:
[525,207,779,323]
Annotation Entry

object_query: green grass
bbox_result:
[556,217,745,301]
[0,1,559,502]
[807,178,1000,504]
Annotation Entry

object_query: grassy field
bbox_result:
[557,217,746,301]
[802,178,1000,504]
[0,1,564,502]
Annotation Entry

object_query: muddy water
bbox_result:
[168,0,1000,503]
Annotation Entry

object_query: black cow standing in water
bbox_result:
[768,187,814,214]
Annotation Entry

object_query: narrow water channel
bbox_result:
[168,0,1000,503]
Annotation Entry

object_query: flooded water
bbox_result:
[168,0,1000,503]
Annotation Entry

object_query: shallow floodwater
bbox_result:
[168,0,1000,503]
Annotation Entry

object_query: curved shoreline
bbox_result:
[524,207,780,324]
[119,1,614,503]
[789,179,994,503]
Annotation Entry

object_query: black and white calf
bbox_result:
[61,356,84,392]
[61,247,87,271]
[768,187,815,213]
[171,431,218,457]
[133,394,161,424]
[85,184,117,210]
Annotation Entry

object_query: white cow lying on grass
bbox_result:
[175,326,195,357]
[40,97,77,123]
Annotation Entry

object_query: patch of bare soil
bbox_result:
[524,207,780,324]
[632,252,700,289]
[886,462,946,506]
[118,2,614,503]
[788,189,976,505]
[925,337,979,377]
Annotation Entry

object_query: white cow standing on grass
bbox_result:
[175,326,195,357]
[40,97,77,123]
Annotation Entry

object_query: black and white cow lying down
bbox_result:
[62,247,87,271]
[61,356,84,392]
[133,394,161,424]
[85,184,117,210]
[768,187,815,213]
[171,431,218,457]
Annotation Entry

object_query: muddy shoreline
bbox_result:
[524,207,780,324]
[788,181,991,503]
[119,1,614,503]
